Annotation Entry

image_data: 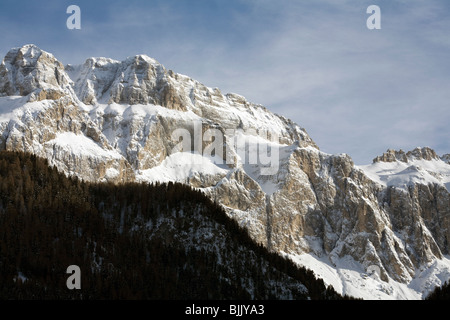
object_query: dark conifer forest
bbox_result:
[426,281,450,300]
[0,150,350,300]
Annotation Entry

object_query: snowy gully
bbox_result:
[185,304,265,317]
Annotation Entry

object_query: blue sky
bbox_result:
[1,0,449,164]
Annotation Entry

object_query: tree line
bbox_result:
[0,150,353,300]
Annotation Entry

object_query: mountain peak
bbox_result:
[126,54,161,66]
[68,51,177,106]
[441,154,450,164]
[407,147,440,161]
[10,44,46,62]
[373,147,440,164]
[0,44,71,97]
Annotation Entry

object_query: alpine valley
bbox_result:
[1,44,449,300]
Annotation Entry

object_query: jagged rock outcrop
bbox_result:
[373,147,441,163]
[374,149,409,163]
[441,154,450,164]
[68,55,190,110]
[1,45,449,298]
[407,147,440,161]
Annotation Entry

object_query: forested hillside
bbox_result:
[426,281,450,300]
[0,151,349,300]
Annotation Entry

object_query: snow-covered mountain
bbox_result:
[1,44,449,300]
[360,148,450,193]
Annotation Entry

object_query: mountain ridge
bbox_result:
[1,44,449,299]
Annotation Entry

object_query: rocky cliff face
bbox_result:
[0,45,71,97]
[1,45,449,299]
[441,154,450,165]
